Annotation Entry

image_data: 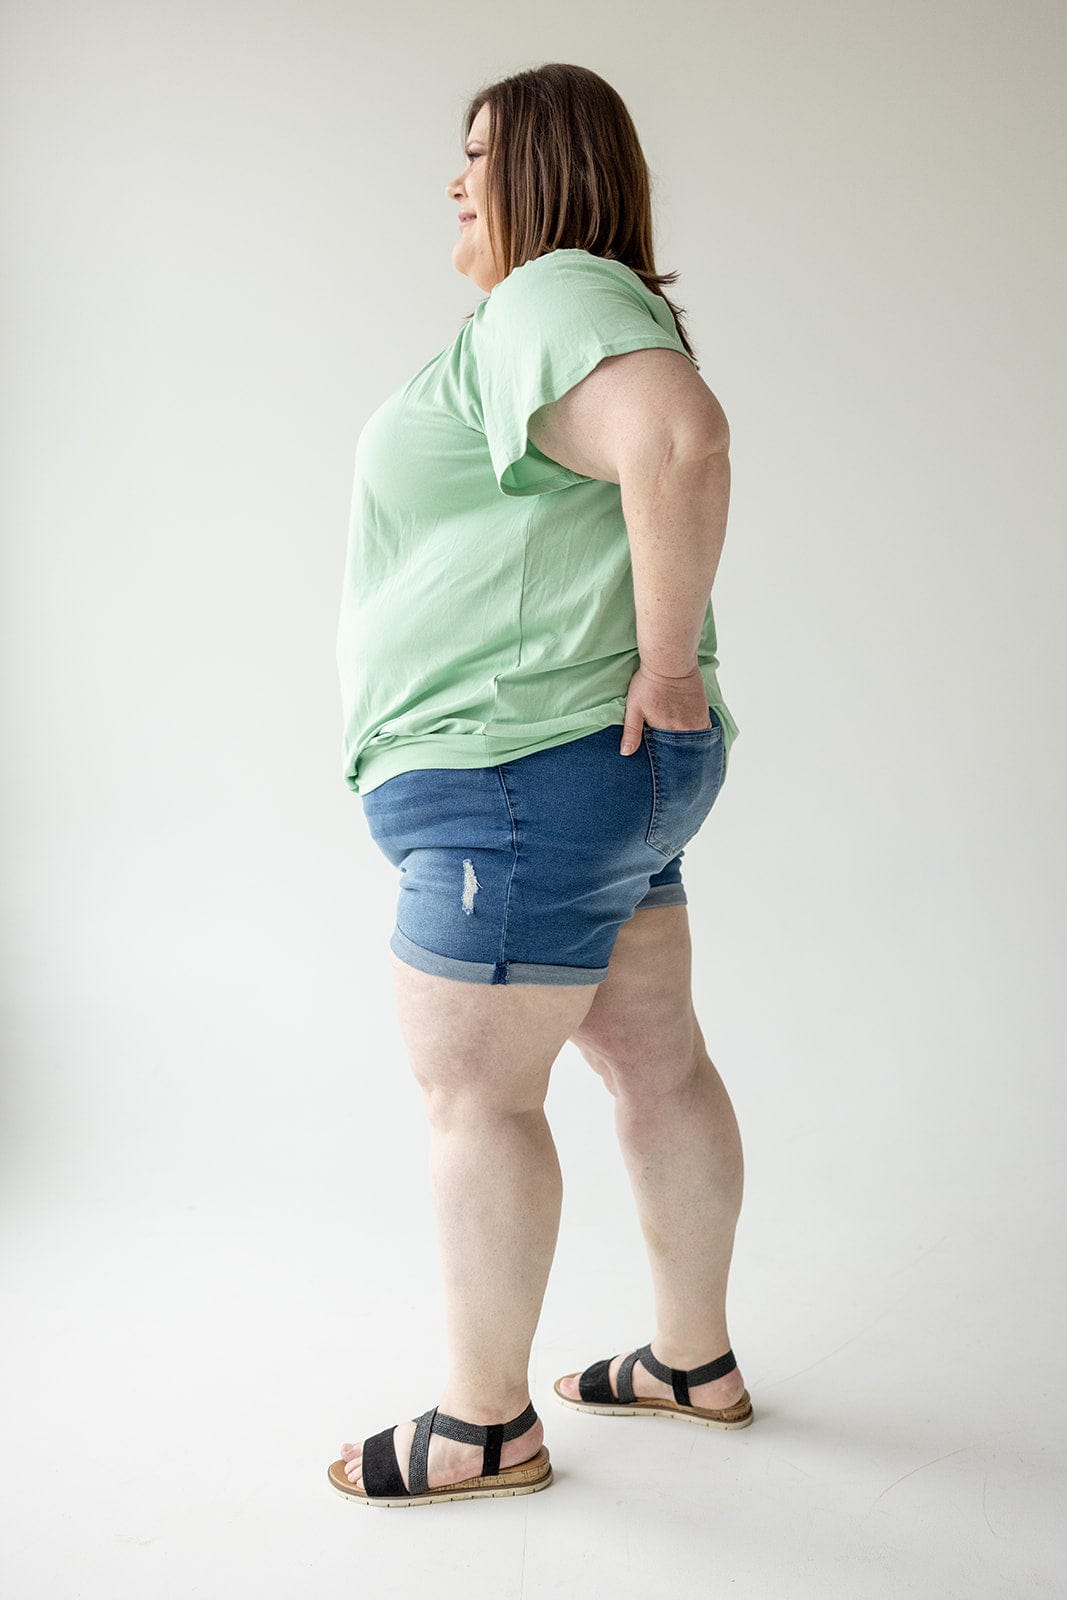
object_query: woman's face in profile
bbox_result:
[447,102,499,292]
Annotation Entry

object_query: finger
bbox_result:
[619,713,645,756]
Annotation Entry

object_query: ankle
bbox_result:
[437,1386,535,1426]
[650,1336,734,1372]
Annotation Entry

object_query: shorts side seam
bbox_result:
[494,763,521,968]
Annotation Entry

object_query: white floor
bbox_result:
[3,1061,1062,1600]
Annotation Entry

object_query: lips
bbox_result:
[459,212,476,223]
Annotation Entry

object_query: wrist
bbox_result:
[639,661,702,685]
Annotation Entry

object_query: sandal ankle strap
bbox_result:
[429,1398,538,1448]
[636,1343,737,1408]
[408,1399,538,1495]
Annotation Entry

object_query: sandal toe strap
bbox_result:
[579,1355,633,1405]
[360,1423,409,1498]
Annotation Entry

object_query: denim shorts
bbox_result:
[359,705,727,987]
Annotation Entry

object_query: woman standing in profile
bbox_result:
[329,62,750,1508]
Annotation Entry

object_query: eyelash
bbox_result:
[465,149,480,162]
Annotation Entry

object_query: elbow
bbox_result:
[676,389,731,459]
[647,427,729,481]
[672,415,730,462]
[615,418,729,490]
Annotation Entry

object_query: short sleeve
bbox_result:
[472,249,700,497]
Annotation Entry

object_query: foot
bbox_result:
[557,1345,747,1409]
[339,1398,544,1494]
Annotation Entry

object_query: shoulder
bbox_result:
[474,250,674,352]
[473,248,697,373]
[485,248,647,310]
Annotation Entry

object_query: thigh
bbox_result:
[388,950,598,1113]
[567,903,700,1091]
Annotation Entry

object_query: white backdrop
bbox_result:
[2,2,1064,1596]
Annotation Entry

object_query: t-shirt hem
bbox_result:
[345,691,738,796]
[349,717,623,796]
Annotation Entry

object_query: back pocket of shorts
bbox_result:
[643,714,726,859]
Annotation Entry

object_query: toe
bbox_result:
[558,1373,582,1400]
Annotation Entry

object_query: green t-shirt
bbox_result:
[336,247,738,796]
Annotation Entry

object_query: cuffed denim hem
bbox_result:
[633,881,689,910]
[389,925,610,986]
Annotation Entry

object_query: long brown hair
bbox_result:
[459,63,699,364]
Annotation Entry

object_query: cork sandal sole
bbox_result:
[553,1374,753,1428]
[327,1443,553,1507]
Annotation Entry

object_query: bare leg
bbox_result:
[557,903,747,1408]
[341,953,598,1491]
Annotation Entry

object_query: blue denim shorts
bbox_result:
[359,705,727,986]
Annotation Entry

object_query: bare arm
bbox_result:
[617,439,730,739]
[526,346,731,751]
[526,345,729,482]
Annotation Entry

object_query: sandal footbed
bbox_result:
[327,1443,552,1505]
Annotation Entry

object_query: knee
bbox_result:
[572,1036,620,1095]
[410,1052,547,1123]
[572,1026,703,1103]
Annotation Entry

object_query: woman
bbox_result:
[328,63,750,1508]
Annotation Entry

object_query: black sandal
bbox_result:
[553,1343,753,1428]
[327,1399,553,1507]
